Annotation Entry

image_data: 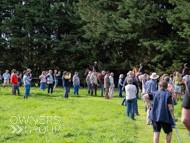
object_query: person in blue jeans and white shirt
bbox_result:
[23,71,31,99]
[125,78,137,120]
[73,72,80,95]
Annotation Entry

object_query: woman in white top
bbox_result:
[39,71,46,91]
[125,78,137,120]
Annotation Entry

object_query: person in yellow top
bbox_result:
[173,71,182,101]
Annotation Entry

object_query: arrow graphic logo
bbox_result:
[11,125,23,133]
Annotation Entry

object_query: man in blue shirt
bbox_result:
[145,73,159,94]
[3,70,11,88]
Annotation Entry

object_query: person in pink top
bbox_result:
[39,71,46,91]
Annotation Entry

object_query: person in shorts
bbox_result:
[3,70,11,88]
[144,80,174,143]
[181,79,190,136]
[173,71,182,101]
[53,69,61,89]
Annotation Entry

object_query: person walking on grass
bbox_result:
[63,72,71,98]
[3,70,10,88]
[62,71,67,88]
[118,74,124,98]
[100,71,105,97]
[73,72,80,95]
[11,71,20,96]
[144,80,174,143]
[27,69,32,96]
[46,70,53,94]
[39,71,46,91]
[86,71,92,94]
[173,71,182,101]
[54,69,61,89]
[104,71,110,99]
[23,71,31,99]
[125,78,137,120]
[90,70,98,96]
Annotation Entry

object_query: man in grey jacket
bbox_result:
[73,72,80,95]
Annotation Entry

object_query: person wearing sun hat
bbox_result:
[145,72,159,94]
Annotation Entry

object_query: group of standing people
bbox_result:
[86,70,115,99]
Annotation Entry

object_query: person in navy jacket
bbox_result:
[144,80,174,143]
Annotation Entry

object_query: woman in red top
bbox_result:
[11,71,20,96]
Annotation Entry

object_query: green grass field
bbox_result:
[0,87,188,143]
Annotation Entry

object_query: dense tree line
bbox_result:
[0,0,190,85]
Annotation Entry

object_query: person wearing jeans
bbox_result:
[73,72,80,95]
[27,69,32,96]
[23,70,31,99]
[46,70,53,94]
[86,71,92,94]
[100,71,105,97]
[118,74,124,97]
[63,72,71,98]
[125,78,137,120]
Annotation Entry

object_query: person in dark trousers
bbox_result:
[139,63,145,74]
[144,80,174,143]
[118,74,124,97]
[46,70,53,94]
[100,71,105,97]
[93,61,99,72]
[11,71,20,96]
[63,72,71,98]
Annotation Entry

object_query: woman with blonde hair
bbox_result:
[118,74,124,97]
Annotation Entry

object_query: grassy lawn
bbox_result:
[0,87,188,143]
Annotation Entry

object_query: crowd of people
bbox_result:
[0,62,190,143]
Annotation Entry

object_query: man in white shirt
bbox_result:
[109,72,115,98]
